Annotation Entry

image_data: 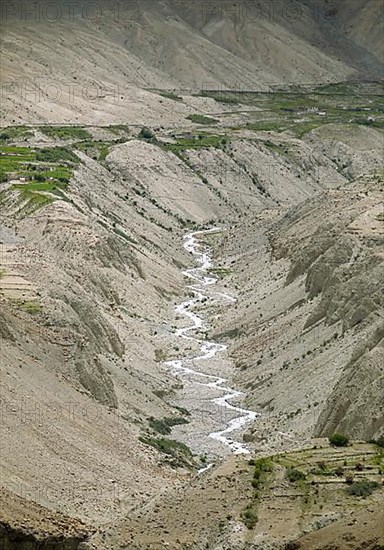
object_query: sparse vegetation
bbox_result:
[154,348,167,362]
[13,300,43,314]
[241,506,258,529]
[0,126,33,141]
[36,146,79,164]
[148,416,189,435]
[346,480,379,497]
[371,436,384,448]
[208,267,232,277]
[242,458,273,529]
[107,124,130,135]
[40,126,92,141]
[286,468,306,482]
[158,91,183,102]
[187,114,218,125]
[75,140,113,161]
[139,435,193,467]
[163,134,224,154]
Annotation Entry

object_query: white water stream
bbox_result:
[165,229,259,459]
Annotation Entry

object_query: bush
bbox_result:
[286,468,306,482]
[138,127,155,140]
[346,480,379,497]
[241,507,258,529]
[334,466,344,477]
[329,433,349,447]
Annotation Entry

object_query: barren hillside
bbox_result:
[1,0,383,124]
[0,3,383,549]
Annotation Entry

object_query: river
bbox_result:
[165,228,258,463]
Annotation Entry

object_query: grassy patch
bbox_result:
[139,435,193,467]
[13,300,43,314]
[0,126,33,141]
[0,145,36,171]
[36,146,79,164]
[187,114,218,125]
[75,140,113,161]
[208,267,232,277]
[263,139,293,156]
[107,124,130,135]
[241,506,258,529]
[12,179,67,194]
[148,416,189,435]
[158,91,183,102]
[18,193,55,215]
[40,126,92,141]
[244,120,287,133]
[164,134,225,154]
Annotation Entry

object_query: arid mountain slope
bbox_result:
[210,171,384,447]
[1,0,383,123]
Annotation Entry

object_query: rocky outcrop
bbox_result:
[0,489,91,550]
[315,324,384,439]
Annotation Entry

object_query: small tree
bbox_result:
[329,433,349,447]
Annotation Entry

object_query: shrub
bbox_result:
[241,507,258,529]
[329,433,349,447]
[138,127,155,140]
[286,468,306,482]
[346,480,379,497]
[334,466,344,477]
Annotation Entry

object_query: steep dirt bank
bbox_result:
[0,488,91,550]
[208,173,384,450]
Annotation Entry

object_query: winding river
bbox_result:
[165,229,259,458]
